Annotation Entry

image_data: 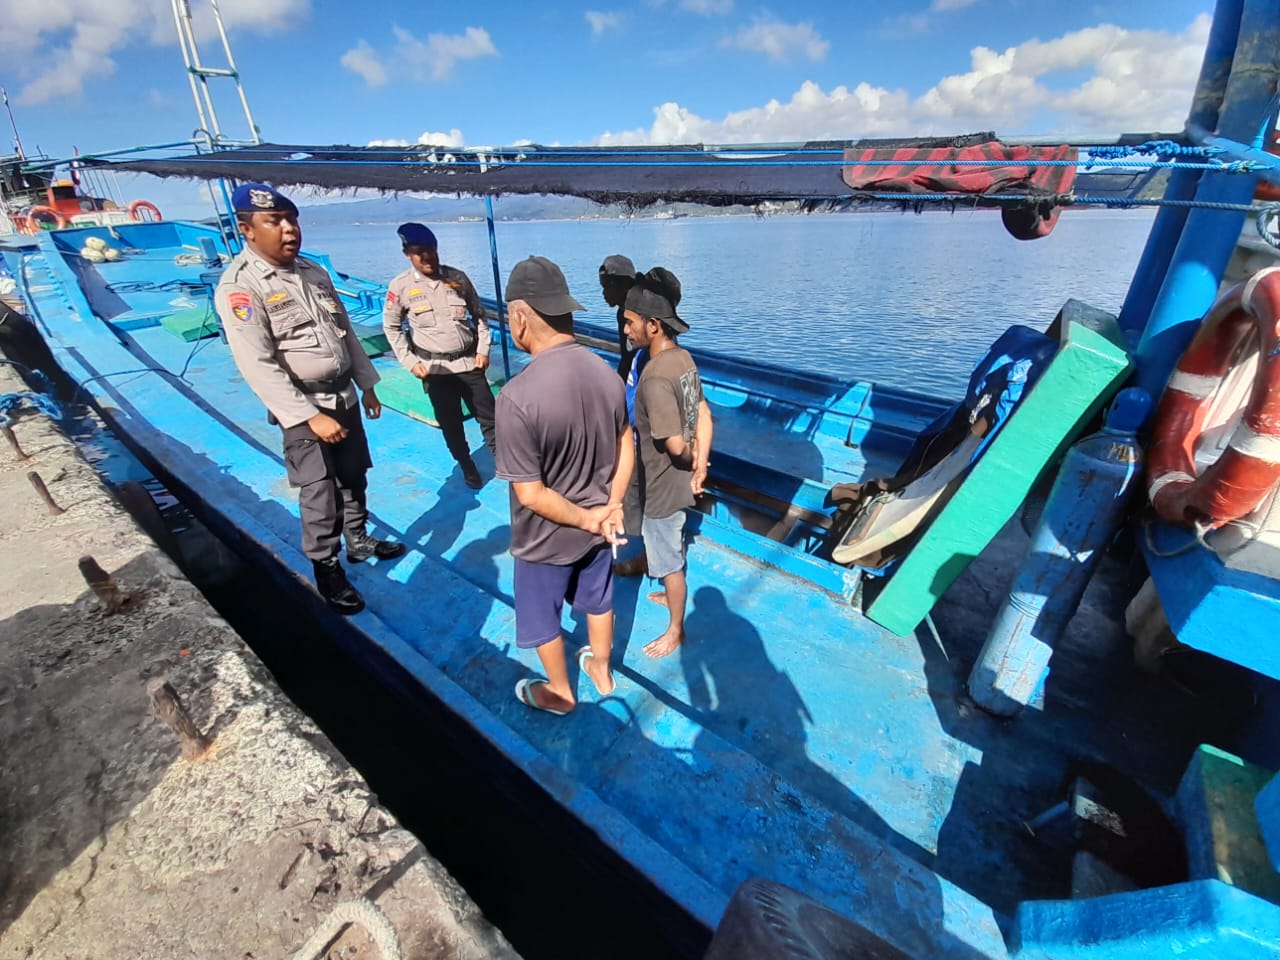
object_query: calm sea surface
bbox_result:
[301,209,1157,398]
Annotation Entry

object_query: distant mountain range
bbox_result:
[299,169,1167,226]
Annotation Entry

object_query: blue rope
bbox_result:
[1256,203,1280,250]
[0,390,62,428]
[1087,140,1215,159]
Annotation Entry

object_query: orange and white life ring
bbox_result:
[128,199,163,222]
[26,205,67,230]
[1148,266,1280,527]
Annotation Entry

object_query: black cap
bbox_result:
[504,256,585,314]
[231,183,298,216]
[624,267,687,333]
[397,222,437,248]
[599,254,636,280]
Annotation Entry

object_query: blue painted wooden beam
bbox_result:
[1132,0,1280,400]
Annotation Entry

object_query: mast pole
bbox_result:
[1132,0,1280,400]
[484,196,511,380]
[1116,0,1243,342]
[2,88,25,159]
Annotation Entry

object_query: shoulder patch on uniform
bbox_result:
[228,291,253,322]
[386,290,398,306]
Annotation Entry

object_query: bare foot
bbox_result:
[647,590,669,608]
[577,647,616,695]
[643,630,683,658]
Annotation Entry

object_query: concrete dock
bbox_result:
[0,363,520,960]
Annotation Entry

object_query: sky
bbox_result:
[1,0,1217,218]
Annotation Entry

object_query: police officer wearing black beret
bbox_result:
[215,183,406,615]
[382,222,496,489]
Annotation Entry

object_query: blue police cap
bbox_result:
[231,183,298,216]
[397,222,438,248]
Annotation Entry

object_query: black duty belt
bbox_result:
[415,335,476,363]
[292,372,353,394]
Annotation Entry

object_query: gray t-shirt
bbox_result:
[635,345,702,519]
[495,341,627,564]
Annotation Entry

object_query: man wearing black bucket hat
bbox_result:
[383,222,495,489]
[216,183,406,616]
[623,267,713,658]
[497,256,633,716]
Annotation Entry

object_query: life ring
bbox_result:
[26,205,67,230]
[1147,266,1280,527]
[128,200,163,222]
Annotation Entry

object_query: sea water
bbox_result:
[302,208,1157,398]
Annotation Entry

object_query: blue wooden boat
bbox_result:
[6,0,1280,956]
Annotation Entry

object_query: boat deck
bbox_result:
[13,229,1266,957]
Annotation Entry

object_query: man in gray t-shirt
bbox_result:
[623,268,713,659]
[497,256,633,716]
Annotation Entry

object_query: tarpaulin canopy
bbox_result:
[103,134,1079,210]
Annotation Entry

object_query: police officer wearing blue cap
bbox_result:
[215,183,406,615]
[382,222,495,489]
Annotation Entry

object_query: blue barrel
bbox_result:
[968,387,1152,717]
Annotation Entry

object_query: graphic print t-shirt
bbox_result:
[635,346,702,519]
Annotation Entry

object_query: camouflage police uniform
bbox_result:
[382,263,496,473]
[216,230,382,564]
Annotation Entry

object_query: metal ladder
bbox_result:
[169,0,261,149]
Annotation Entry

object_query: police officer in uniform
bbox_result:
[383,223,495,489]
[215,183,406,615]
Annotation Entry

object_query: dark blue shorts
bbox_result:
[513,545,614,649]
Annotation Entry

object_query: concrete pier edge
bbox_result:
[0,361,519,960]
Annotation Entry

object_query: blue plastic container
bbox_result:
[968,387,1152,717]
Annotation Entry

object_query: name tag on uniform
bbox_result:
[265,292,294,315]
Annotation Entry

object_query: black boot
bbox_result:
[461,458,483,490]
[312,557,365,614]
[345,527,408,563]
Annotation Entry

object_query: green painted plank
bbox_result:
[359,332,391,357]
[375,365,502,428]
[866,300,1132,636]
[1178,744,1280,904]
[161,306,219,342]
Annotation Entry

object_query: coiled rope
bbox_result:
[289,899,402,960]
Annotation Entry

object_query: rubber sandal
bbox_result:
[576,646,617,696]
[514,678,569,716]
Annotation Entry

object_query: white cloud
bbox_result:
[601,14,1209,144]
[930,0,978,10]
[386,25,499,82]
[341,40,388,87]
[0,0,306,105]
[585,10,624,37]
[681,0,733,14]
[722,16,829,63]
[415,129,466,147]
[367,129,467,148]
